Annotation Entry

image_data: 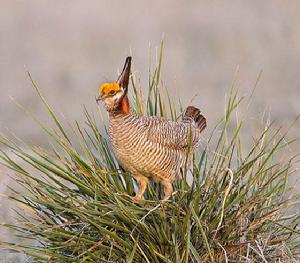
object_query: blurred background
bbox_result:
[1,1,300,261]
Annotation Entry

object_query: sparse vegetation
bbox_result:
[0,45,299,262]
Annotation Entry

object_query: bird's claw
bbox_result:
[132,195,145,205]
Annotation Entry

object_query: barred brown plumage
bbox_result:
[97,57,206,202]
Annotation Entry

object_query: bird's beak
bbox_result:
[96,92,105,103]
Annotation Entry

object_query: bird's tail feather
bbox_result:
[183,106,206,132]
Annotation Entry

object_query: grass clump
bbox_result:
[0,46,300,262]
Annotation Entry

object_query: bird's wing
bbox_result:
[142,116,202,150]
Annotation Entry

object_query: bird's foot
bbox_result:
[132,195,145,205]
[162,195,171,202]
[161,191,178,203]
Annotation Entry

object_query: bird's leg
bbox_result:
[161,180,173,201]
[133,176,148,203]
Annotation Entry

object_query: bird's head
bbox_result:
[97,57,131,113]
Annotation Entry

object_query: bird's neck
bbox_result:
[109,95,131,117]
[120,95,130,114]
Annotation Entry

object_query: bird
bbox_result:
[97,57,206,202]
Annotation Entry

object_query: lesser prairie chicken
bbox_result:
[97,57,206,202]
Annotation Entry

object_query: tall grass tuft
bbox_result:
[0,45,300,262]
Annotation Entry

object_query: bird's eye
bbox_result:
[109,90,116,95]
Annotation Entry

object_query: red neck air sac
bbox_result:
[121,95,130,114]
